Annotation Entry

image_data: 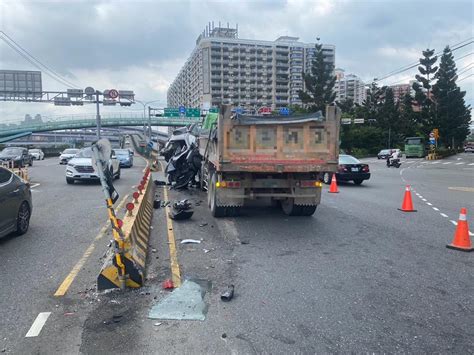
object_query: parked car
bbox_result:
[128,148,134,156]
[114,149,134,168]
[323,154,370,185]
[0,166,32,238]
[377,149,392,159]
[65,147,120,184]
[464,143,474,153]
[28,148,44,160]
[0,147,33,167]
[59,148,80,164]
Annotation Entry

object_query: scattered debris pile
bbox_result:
[169,199,194,220]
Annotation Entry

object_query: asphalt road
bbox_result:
[1,153,473,354]
[0,155,148,354]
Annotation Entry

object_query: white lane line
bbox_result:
[442,162,452,165]
[432,207,439,211]
[440,213,448,218]
[457,158,462,161]
[25,312,51,337]
[30,183,40,189]
[469,163,474,166]
[455,162,464,165]
[426,202,433,206]
[451,220,458,226]
[419,195,424,199]
[422,198,427,202]
[432,162,441,165]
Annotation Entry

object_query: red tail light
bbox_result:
[338,165,348,172]
[362,165,370,172]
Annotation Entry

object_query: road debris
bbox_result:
[220,285,235,302]
[199,223,208,227]
[180,239,201,244]
[162,279,174,289]
[240,239,250,245]
[154,322,162,326]
[169,199,194,220]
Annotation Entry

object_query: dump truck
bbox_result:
[199,105,340,217]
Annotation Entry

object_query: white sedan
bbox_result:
[65,147,120,184]
[28,149,44,160]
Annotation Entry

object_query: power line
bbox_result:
[374,39,473,83]
[0,31,80,89]
[456,63,473,77]
[378,37,474,79]
[458,73,473,82]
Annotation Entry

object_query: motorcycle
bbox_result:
[386,158,401,168]
[163,131,202,189]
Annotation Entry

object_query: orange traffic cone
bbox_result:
[328,174,339,193]
[398,185,417,212]
[447,208,473,252]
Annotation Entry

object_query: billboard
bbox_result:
[0,70,42,100]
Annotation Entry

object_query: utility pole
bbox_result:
[95,90,102,139]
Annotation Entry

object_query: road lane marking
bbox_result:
[432,207,439,211]
[419,195,423,199]
[432,162,441,164]
[442,162,452,165]
[469,163,474,166]
[440,213,448,218]
[455,162,464,165]
[426,202,432,206]
[54,194,129,296]
[159,160,182,288]
[448,187,474,192]
[25,312,51,337]
[451,220,458,226]
[30,183,40,189]
[422,198,427,201]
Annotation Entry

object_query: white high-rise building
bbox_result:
[167,24,335,110]
[334,69,367,105]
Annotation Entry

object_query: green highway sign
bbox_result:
[164,107,201,118]
[209,107,219,113]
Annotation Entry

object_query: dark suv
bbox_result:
[0,147,33,168]
[0,166,32,238]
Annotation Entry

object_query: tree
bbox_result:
[336,98,354,114]
[361,81,382,121]
[378,87,402,147]
[432,46,471,148]
[298,40,336,112]
[412,48,438,136]
[399,92,418,138]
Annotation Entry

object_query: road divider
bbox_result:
[97,167,155,290]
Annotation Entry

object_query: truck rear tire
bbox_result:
[300,205,317,216]
[281,198,301,216]
[209,172,226,217]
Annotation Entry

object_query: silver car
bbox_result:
[59,148,79,164]
[29,148,44,160]
[65,147,121,184]
[0,166,32,238]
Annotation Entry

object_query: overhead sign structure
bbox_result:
[258,106,272,115]
[0,70,42,100]
[179,106,186,115]
[164,107,201,118]
[279,107,290,116]
[354,118,365,124]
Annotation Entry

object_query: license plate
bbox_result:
[82,174,91,178]
[351,167,359,172]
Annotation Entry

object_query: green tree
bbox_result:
[412,48,438,135]
[361,81,382,121]
[336,98,355,114]
[432,46,471,148]
[298,40,336,112]
[399,92,418,138]
[377,87,403,147]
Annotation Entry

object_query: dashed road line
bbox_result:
[432,207,439,211]
[450,220,458,226]
[426,202,433,206]
[25,312,51,337]
[455,162,464,165]
[440,213,448,218]
[469,163,474,166]
[442,162,452,165]
[422,198,427,201]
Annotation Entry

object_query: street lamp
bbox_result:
[135,99,164,139]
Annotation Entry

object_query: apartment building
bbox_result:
[389,81,416,102]
[167,24,335,110]
[334,69,367,105]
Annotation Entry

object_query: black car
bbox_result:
[0,166,32,238]
[323,154,370,185]
[377,149,392,159]
[0,147,33,168]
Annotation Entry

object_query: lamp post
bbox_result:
[135,99,164,139]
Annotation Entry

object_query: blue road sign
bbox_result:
[147,141,153,149]
[179,106,186,115]
[429,138,436,145]
[234,107,244,114]
[279,107,290,116]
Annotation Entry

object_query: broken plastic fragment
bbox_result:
[220,285,235,302]
[180,239,201,244]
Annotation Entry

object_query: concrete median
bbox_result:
[97,168,155,290]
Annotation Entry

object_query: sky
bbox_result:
[0,0,472,122]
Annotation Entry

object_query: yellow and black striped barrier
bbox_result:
[97,168,155,290]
